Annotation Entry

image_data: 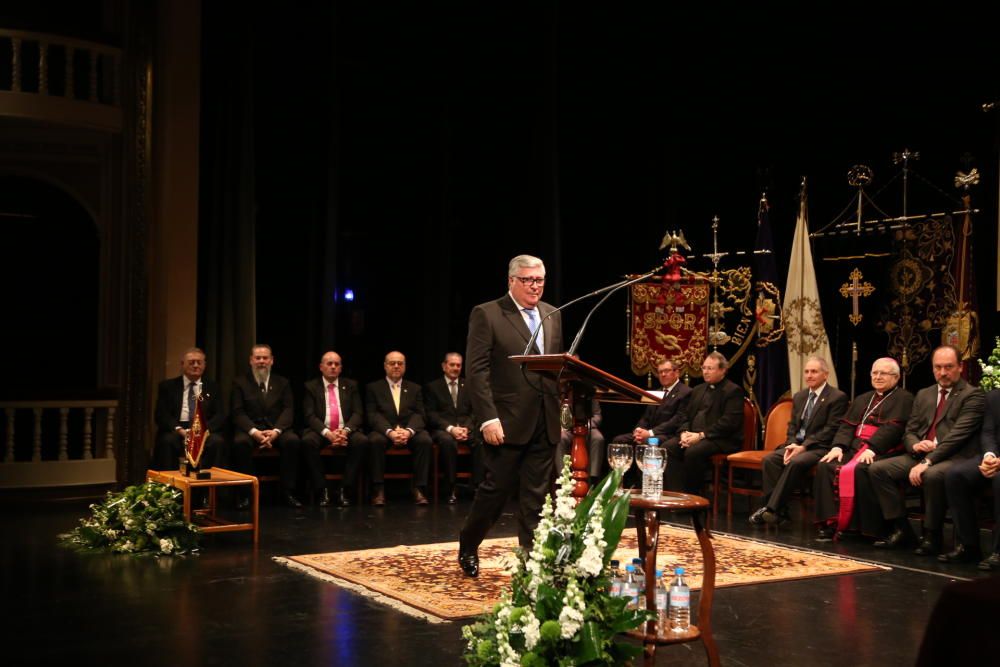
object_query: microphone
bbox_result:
[521,263,665,356]
[567,266,664,356]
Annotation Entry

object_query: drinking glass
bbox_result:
[606,442,634,495]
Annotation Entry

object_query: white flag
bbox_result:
[783,191,839,393]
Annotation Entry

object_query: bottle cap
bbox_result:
[632,557,642,564]
[675,567,685,575]
[625,564,635,572]
[610,559,619,566]
[647,437,659,445]
[655,569,663,577]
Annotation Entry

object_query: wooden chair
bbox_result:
[252,444,365,504]
[725,397,793,516]
[384,443,439,502]
[709,397,758,513]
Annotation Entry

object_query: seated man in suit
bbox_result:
[611,358,691,446]
[425,352,482,504]
[302,350,369,507]
[152,347,225,470]
[665,352,744,495]
[813,357,913,540]
[366,351,434,505]
[555,398,605,486]
[868,345,984,556]
[945,388,1000,568]
[749,356,848,526]
[229,344,305,507]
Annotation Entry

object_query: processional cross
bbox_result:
[839,268,875,326]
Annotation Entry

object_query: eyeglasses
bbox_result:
[512,276,545,287]
[870,370,898,377]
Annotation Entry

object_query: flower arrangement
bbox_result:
[979,336,1000,392]
[60,481,200,556]
[462,458,650,666]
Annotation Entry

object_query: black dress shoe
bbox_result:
[978,552,1000,571]
[458,549,479,577]
[873,527,916,549]
[336,488,351,507]
[938,544,983,564]
[318,488,332,507]
[447,491,458,504]
[913,535,942,557]
[414,488,430,506]
[285,492,303,508]
[816,525,835,540]
[748,507,768,525]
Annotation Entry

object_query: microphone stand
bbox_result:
[522,263,664,357]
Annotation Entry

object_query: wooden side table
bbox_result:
[146,467,259,545]
[626,490,718,667]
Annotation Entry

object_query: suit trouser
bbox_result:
[762,446,825,511]
[665,438,732,495]
[231,430,301,493]
[301,430,367,491]
[555,428,606,478]
[152,430,223,471]
[368,430,433,487]
[869,454,956,530]
[431,430,484,493]
[945,457,1000,552]
[460,415,554,550]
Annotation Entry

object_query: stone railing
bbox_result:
[0,400,118,488]
[0,28,122,131]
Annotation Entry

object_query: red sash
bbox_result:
[835,423,878,533]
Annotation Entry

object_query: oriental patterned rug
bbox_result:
[274,526,887,622]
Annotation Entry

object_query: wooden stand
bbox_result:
[626,490,719,667]
[509,353,660,499]
[146,467,259,544]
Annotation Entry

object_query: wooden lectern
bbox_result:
[510,353,661,499]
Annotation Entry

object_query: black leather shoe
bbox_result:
[938,544,983,564]
[874,527,916,549]
[336,488,351,507]
[913,532,942,556]
[285,492,303,508]
[458,549,479,577]
[318,488,332,507]
[748,507,768,525]
[816,525,835,540]
[414,488,430,506]
[447,491,458,505]
[978,552,1000,571]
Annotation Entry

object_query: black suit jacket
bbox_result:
[154,376,226,433]
[678,378,744,452]
[365,378,427,434]
[979,389,1000,457]
[637,382,692,439]
[230,373,294,433]
[302,377,365,434]
[424,376,476,432]
[465,293,564,445]
[782,384,849,450]
[832,387,914,455]
[903,378,985,463]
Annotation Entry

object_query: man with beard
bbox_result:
[230,344,305,507]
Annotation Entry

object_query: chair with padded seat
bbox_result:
[725,397,793,516]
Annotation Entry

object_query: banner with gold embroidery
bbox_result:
[628,278,710,378]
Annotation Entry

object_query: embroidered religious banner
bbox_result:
[629,278,710,377]
[185,395,209,468]
[879,216,957,373]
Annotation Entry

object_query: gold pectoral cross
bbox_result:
[839,268,875,326]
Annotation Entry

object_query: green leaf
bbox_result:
[608,608,654,634]
[574,468,621,531]
[571,621,604,664]
[601,490,633,562]
[535,583,562,620]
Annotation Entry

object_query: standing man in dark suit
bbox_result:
[458,254,563,577]
[664,351,744,495]
[749,356,848,526]
[944,388,1000,568]
[610,358,691,446]
[230,344,305,507]
[152,347,226,470]
[302,350,368,507]
[868,345,985,556]
[365,350,433,506]
[425,352,481,504]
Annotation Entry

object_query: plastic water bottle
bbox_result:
[608,559,623,597]
[630,557,646,608]
[668,567,691,632]
[622,564,640,609]
[654,569,668,634]
[641,438,664,498]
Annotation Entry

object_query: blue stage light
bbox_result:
[343,289,355,302]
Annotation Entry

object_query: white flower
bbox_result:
[522,610,540,650]
[159,538,174,554]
